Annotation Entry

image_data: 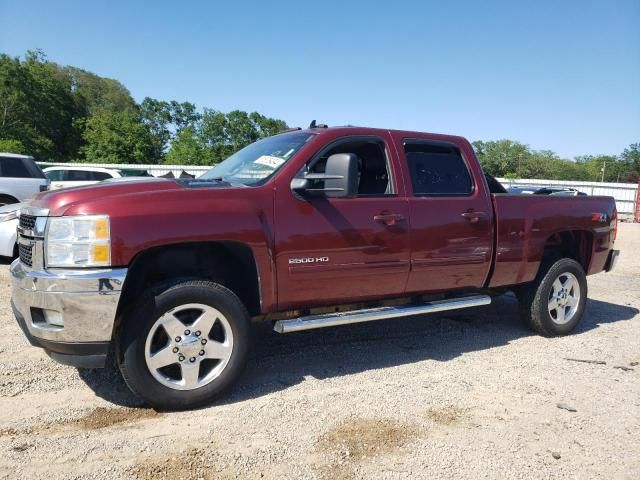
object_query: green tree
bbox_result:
[473,139,600,181]
[620,143,640,182]
[199,109,230,161]
[0,50,79,161]
[140,98,201,162]
[249,111,287,138]
[165,126,210,165]
[576,155,622,182]
[472,139,530,177]
[198,109,287,163]
[0,138,26,153]
[169,100,200,132]
[64,66,136,114]
[225,110,259,150]
[140,98,172,161]
[1,51,290,166]
[80,109,154,164]
[0,55,31,145]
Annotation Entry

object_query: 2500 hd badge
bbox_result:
[288,256,330,264]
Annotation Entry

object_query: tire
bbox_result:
[118,280,250,411]
[516,257,588,337]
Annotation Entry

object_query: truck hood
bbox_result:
[29,177,236,216]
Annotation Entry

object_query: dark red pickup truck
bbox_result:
[11,126,619,409]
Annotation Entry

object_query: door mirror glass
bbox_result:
[291,153,359,198]
[323,153,359,198]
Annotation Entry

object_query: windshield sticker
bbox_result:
[254,155,286,169]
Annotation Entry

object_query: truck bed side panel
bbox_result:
[489,194,616,288]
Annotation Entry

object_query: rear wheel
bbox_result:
[516,258,587,337]
[118,280,250,410]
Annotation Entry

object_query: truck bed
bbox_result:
[489,193,617,288]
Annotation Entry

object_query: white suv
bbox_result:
[43,166,123,190]
[0,153,50,205]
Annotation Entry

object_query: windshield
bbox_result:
[199,132,315,185]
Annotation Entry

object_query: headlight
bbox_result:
[45,215,111,267]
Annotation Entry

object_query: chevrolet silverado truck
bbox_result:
[10,126,619,410]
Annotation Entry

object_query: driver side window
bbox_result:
[308,138,393,196]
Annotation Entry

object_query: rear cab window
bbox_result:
[403,140,473,196]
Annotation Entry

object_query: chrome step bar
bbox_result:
[273,295,491,334]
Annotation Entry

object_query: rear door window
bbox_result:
[403,141,473,196]
[67,170,93,181]
[0,157,32,178]
[91,171,112,181]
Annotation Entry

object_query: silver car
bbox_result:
[0,202,22,258]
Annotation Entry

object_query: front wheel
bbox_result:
[516,258,588,337]
[118,280,250,410]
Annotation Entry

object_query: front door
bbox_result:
[274,134,411,310]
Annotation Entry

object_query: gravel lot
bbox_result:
[1,224,638,480]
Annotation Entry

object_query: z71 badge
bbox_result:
[288,256,330,264]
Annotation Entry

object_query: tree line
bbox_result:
[473,140,639,183]
[1,51,638,182]
[0,50,286,166]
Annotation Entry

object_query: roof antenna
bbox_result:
[309,120,317,128]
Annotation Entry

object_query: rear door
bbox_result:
[391,134,494,293]
[274,134,411,309]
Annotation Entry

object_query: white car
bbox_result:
[43,166,123,190]
[0,202,23,258]
[0,153,50,205]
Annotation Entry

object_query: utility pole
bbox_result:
[600,159,606,182]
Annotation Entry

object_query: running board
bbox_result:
[273,295,491,334]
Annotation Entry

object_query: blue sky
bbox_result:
[1,0,639,158]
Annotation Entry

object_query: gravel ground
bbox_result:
[1,224,639,480]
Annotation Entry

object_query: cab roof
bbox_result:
[284,125,469,144]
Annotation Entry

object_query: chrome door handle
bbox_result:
[374,212,405,226]
[461,211,487,223]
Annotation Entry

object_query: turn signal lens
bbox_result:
[92,244,110,263]
[95,218,109,240]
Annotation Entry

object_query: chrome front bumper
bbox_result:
[10,259,127,367]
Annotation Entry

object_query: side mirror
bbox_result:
[291,153,359,198]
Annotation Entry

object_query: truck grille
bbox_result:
[19,214,37,231]
[18,243,33,267]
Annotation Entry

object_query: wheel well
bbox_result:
[0,194,19,205]
[543,230,593,271]
[115,241,261,322]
